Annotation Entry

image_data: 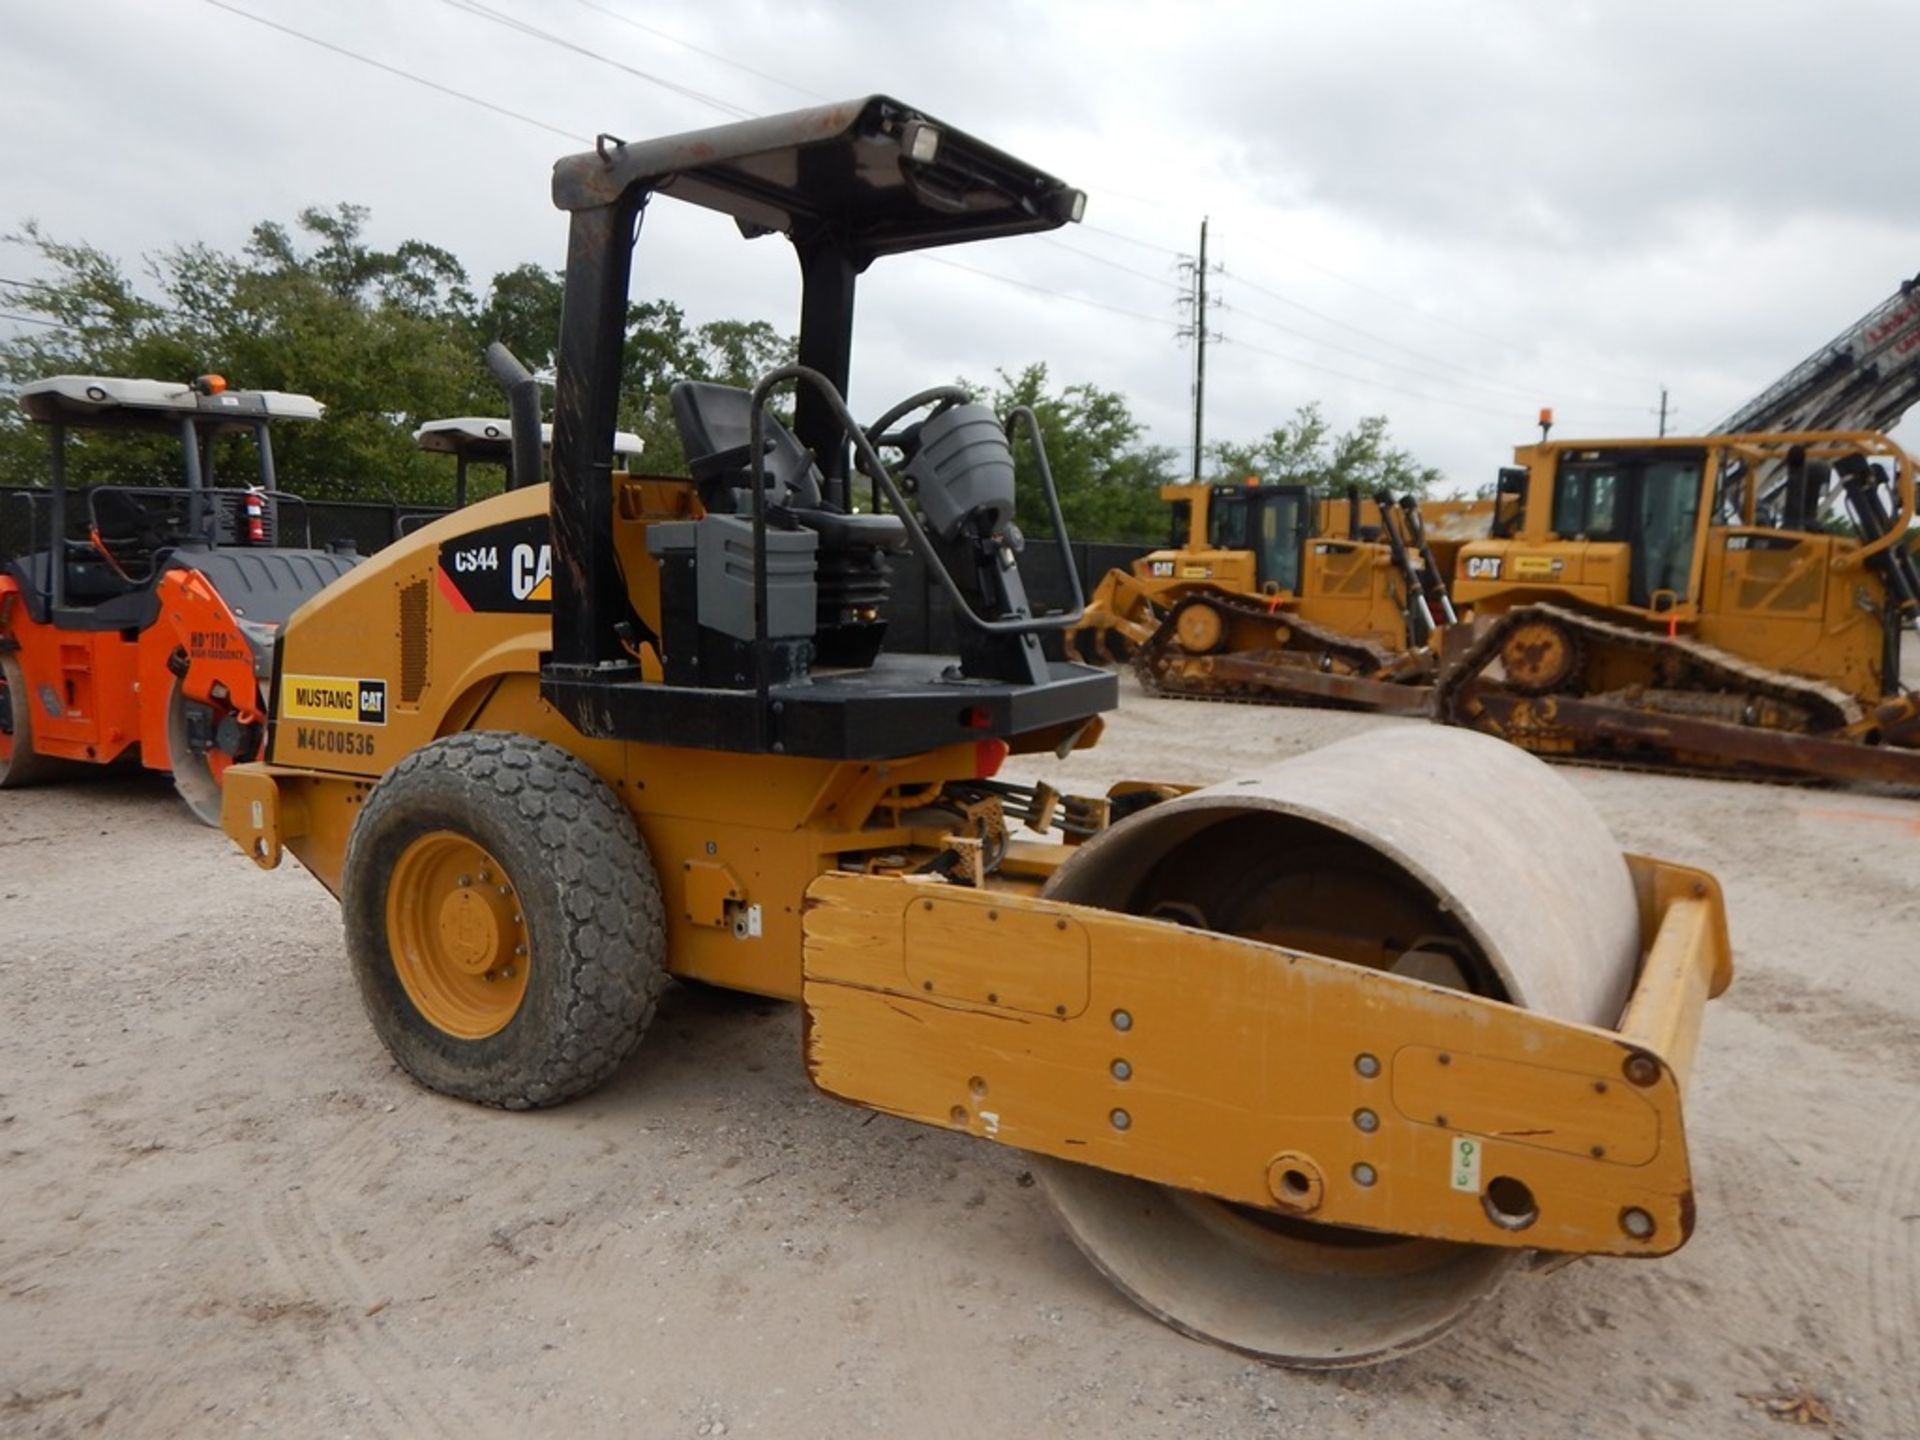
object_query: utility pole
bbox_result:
[1192,217,1210,481]
[1657,385,1670,437]
[1177,218,1220,481]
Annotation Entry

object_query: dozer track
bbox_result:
[1132,592,1433,715]
[1435,602,1920,786]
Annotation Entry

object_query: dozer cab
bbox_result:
[221,97,1731,1367]
[1068,480,1460,713]
[1441,430,1920,784]
[0,374,359,821]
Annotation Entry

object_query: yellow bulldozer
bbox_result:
[1066,481,1476,712]
[1441,429,1920,783]
[218,97,1731,1367]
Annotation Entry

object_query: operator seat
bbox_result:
[5,542,156,630]
[668,382,906,547]
[669,381,906,667]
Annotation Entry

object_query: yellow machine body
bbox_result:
[1070,483,1445,659]
[219,97,1736,1368]
[232,479,1099,999]
[1452,432,1912,697]
[226,473,1728,1263]
[804,856,1725,1257]
[1440,431,1920,781]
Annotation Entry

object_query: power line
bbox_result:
[918,253,1566,428]
[1084,221,1652,401]
[568,0,828,103]
[1221,298,1554,405]
[914,255,1175,329]
[1219,333,1527,422]
[1079,222,1187,259]
[0,276,73,301]
[0,275,168,314]
[439,0,754,118]
[1254,241,1653,387]
[0,311,67,329]
[203,1,588,142]
[203,0,1667,414]
[1222,268,1641,411]
[1219,290,1653,415]
[199,0,1642,434]
[1039,237,1186,292]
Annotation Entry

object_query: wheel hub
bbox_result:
[438,888,506,973]
[1175,601,1227,655]
[1499,617,1580,694]
[387,831,529,1038]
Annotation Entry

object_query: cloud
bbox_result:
[2,0,1916,487]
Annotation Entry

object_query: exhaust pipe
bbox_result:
[486,342,544,491]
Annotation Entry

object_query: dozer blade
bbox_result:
[800,729,1730,1367]
[1462,687,1920,787]
[1182,650,1435,714]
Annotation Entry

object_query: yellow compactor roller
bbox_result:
[221,98,1731,1367]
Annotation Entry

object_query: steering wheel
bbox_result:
[862,385,973,454]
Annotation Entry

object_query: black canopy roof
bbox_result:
[550,95,1084,260]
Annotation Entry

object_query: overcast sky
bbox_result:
[4,0,1917,491]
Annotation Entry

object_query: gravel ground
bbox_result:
[3,677,1917,1438]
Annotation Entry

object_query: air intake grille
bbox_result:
[399,577,430,703]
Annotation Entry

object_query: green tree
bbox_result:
[478,262,565,375]
[980,364,1175,543]
[0,207,806,507]
[1210,403,1443,499]
[618,309,797,475]
[0,207,510,504]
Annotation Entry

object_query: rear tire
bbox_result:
[342,731,668,1108]
[0,653,58,788]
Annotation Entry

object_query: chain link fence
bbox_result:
[0,484,447,566]
[2,479,1143,661]
[883,541,1146,658]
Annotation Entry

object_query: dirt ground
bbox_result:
[4,679,1918,1439]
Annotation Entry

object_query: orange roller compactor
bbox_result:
[0,375,357,821]
[220,98,1732,1366]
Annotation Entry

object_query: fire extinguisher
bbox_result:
[244,487,267,544]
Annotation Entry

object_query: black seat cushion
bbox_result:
[6,548,147,625]
[797,509,907,552]
[669,381,824,511]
